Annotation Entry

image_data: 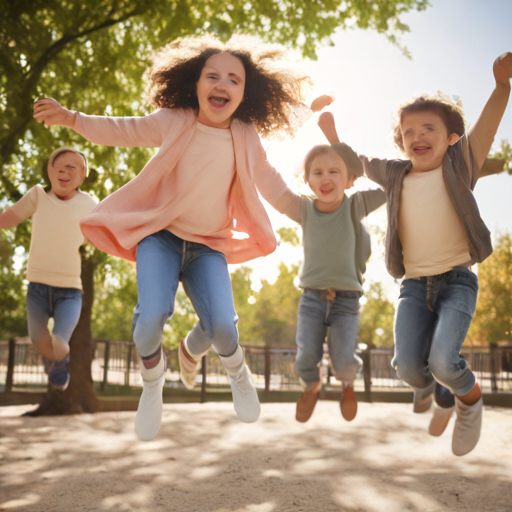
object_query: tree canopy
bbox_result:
[0,0,431,340]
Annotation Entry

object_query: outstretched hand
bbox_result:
[33,98,76,127]
[493,52,512,86]
[310,93,335,113]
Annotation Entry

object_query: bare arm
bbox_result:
[468,52,512,179]
[0,187,38,229]
[33,98,170,148]
[254,157,302,224]
[0,209,22,229]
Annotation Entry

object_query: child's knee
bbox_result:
[29,327,51,346]
[209,320,238,355]
[429,354,467,389]
[132,308,170,355]
[201,317,238,345]
[295,348,322,374]
[392,356,430,389]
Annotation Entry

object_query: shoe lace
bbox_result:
[230,365,252,395]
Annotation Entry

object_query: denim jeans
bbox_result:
[26,282,82,345]
[392,266,478,398]
[295,288,362,386]
[133,230,238,358]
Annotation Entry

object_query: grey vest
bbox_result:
[384,138,492,279]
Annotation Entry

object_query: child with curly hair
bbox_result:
[0,148,97,390]
[34,35,329,440]
[319,52,511,456]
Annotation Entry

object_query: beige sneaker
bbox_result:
[452,397,483,456]
[179,338,206,390]
[429,404,455,437]
[296,380,322,423]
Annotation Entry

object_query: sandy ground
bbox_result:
[0,402,511,512]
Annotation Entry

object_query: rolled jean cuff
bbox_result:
[333,361,362,384]
[450,373,476,398]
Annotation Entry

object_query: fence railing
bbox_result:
[1,338,512,395]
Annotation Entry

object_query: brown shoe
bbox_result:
[296,381,322,423]
[340,384,357,421]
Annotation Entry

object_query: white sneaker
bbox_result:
[220,346,261,423]
[429,404,455,437]
[452,397,483,456]
[135,369,166,441]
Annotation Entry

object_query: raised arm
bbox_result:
[468,52,512,178]
[317,112,388,188]
[33,98,171,148]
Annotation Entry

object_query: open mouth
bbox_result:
[209,96,230,108]
[413,146,431,155]
[320,188,333,195]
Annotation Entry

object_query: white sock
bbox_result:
[140,353,164,382]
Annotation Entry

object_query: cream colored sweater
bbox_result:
[7,186,97,290]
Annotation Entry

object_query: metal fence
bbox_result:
[1,337,512,394]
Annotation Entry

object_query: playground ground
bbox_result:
[1,401,511,512]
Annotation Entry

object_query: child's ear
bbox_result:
[448,133,460,146]
[348,175,358,188]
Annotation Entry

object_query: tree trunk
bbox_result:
[25,252,101,416]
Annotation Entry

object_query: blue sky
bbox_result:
[240,0,512,295]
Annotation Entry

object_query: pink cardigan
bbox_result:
[76,108,298,263]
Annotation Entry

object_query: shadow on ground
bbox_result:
[1,402,511,512]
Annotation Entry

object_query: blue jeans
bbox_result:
[133,230,238,358]
[295,289,362,386]
[26,282,82,345]
[392,266,478,398]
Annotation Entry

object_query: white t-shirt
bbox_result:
[8,185,97,289]
[398,165,471,278]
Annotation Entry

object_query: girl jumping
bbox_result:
[33,35,324,440]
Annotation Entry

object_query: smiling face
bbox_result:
[196,52,246,129]
[48,151,86,200]
[306,150,356,213]
[401,111,460,173]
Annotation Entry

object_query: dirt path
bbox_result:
[1,402,511,512]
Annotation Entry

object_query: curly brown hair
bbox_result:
[393,94,465,153]
[146,35,312,139]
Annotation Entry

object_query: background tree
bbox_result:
[358,281,395,348]
[468,232,512,346]
[0,0,430,414]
